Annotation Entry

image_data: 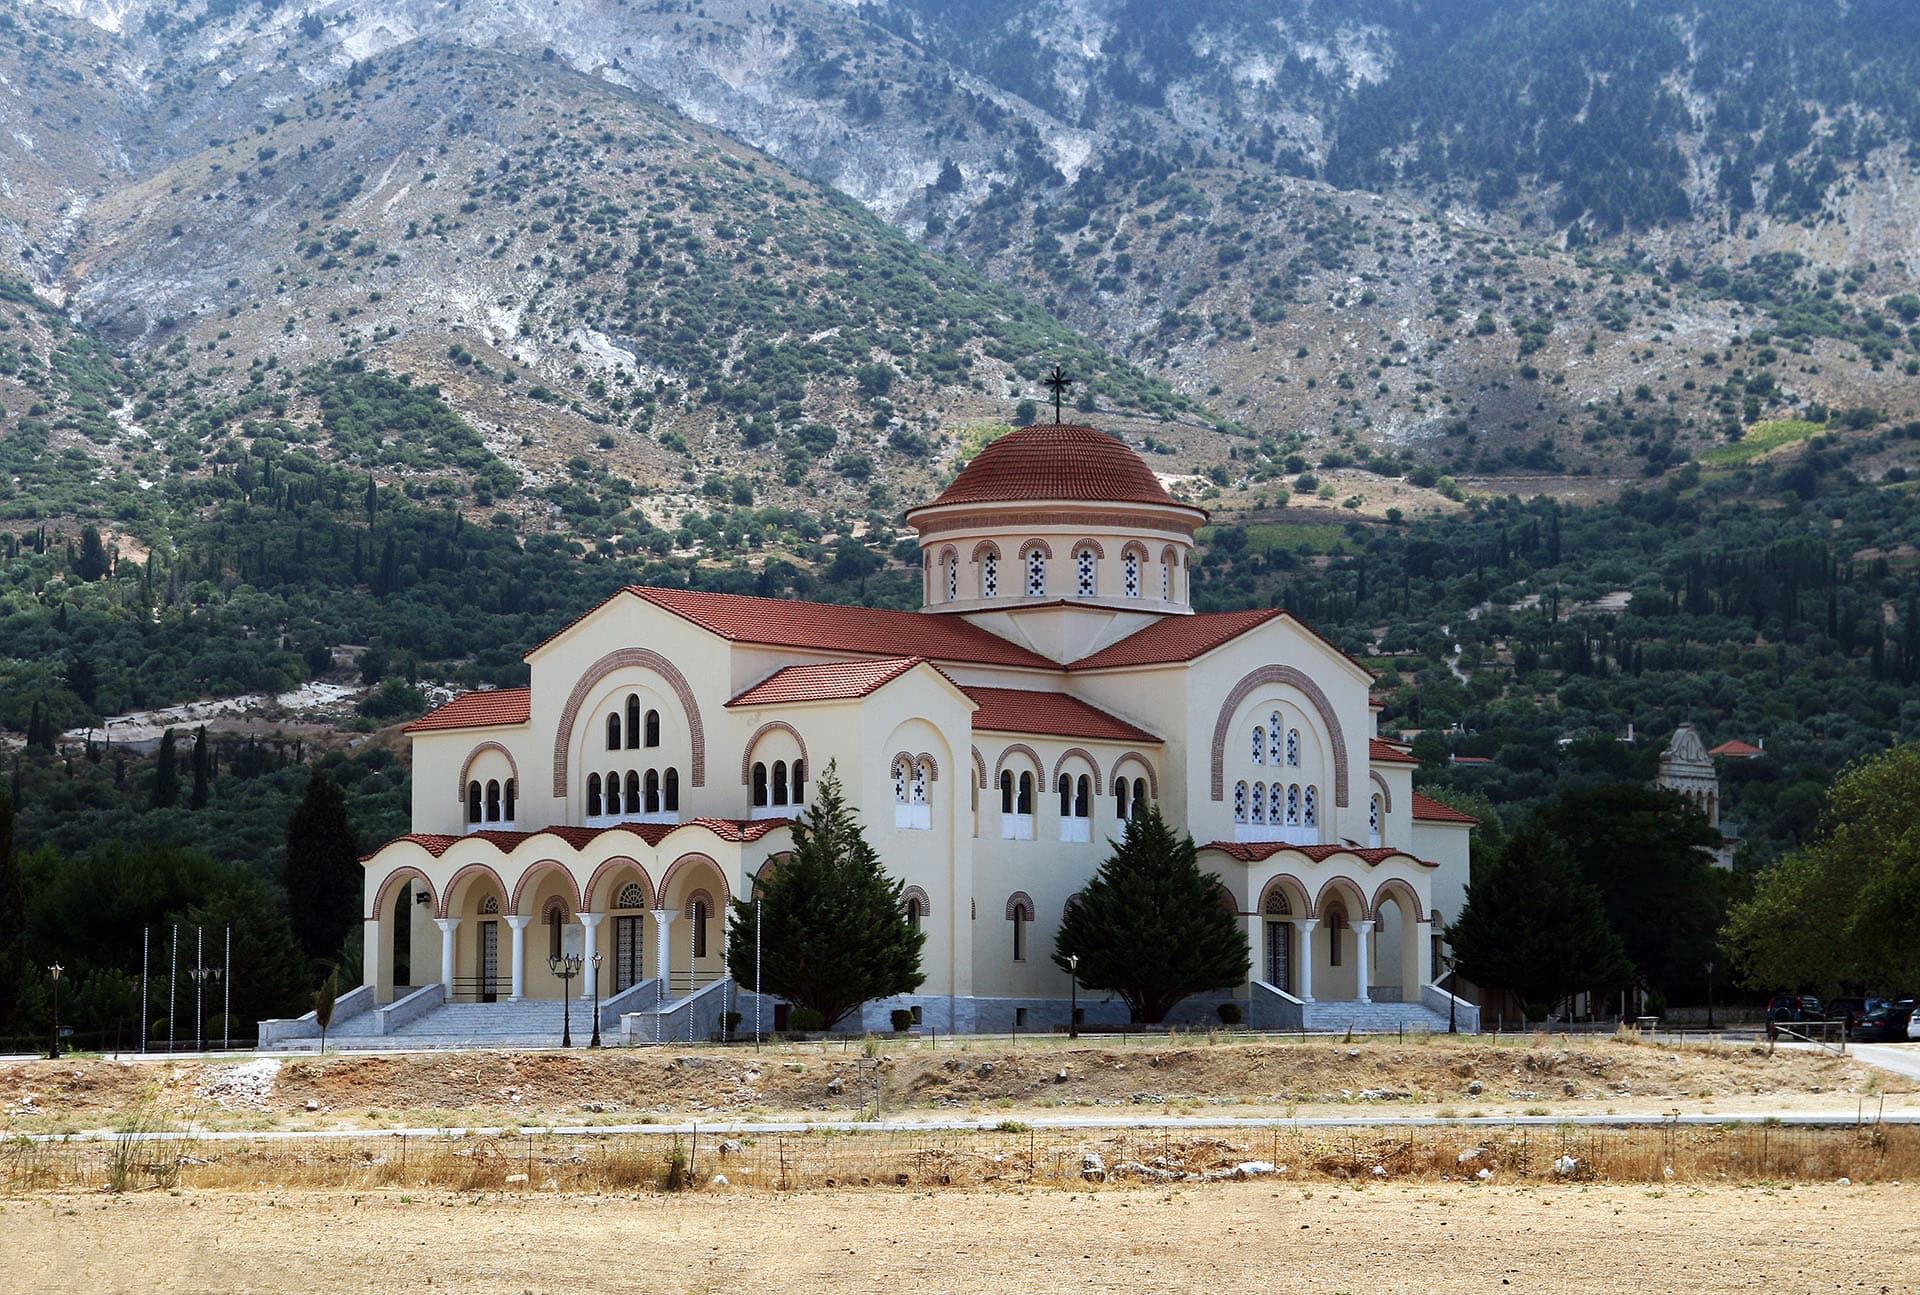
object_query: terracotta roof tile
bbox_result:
[1369,737,1420,765]
[961,686,1160,743]
[1202,842,1435,868]
[404,687,531,733]
[628,586,1056,669]
[728,658,927,707]
[364,817,793,862]
[913,424,1200,512]
[1708,739,1764,758]
[1065,607,1284,669]
[1411,792,1479,825]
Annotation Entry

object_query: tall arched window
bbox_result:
[1251,782,1266,824]
[644,710,661,748]
[1252,726,1265,764]
[504,778,516,823]
[485,779,501,822]
[981,552,999,598]
[626,695,641,750]
[752,762,769,808]
[1025,547,1047,596]
[1059,773,1092,842]
[1000,767,1035,839]
[663,768,680,813]
[1286,728,1301,767]
[606,711,622,751]
[586,772,603,818]
[545,898,567,961]
[771,759,789,806]
[1115,777,1132,822]
[1233,781,1249,824]
[1123,551,1141,598]
[789,759,805,804]
[1327,904,1347,967]
[1016,771,1034,814]
[1369,793,1383,847]
[644,769,661,814]
[467,780,483,824]
[621,770,638,815]
[945,553,959,602]
[1075,548,1097,596]
[1268,713,1283,765]
[604,770,621,815]
[1285,784,1302,827]
[1129,778,1149,817]
[906,894,925,932]
[998,769,1014,814]
[1303,785,1318,828]
[690,897,709,959]
[1161,553,1173,600]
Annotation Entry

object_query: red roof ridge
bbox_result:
[1411,792,1479,824]
[404,687,532,733]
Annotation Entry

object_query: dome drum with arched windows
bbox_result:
[906,425,1208,615]
[273,420,1479,1049]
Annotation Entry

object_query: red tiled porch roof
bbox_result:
[404,687,532,732]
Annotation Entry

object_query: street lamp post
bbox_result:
[187,964,223,1052]
[549,953,581,1047]
[1705,961,1715,1030]
[47,964,64,1060]
[1442,954,1459,1034]
[1066,953,1080,1040]
[589,951,604,1049]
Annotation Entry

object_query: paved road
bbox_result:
[1851,1042,1920,1081]
[19,1108,1920,1144]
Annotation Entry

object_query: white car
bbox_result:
[1909,1006,1920,1041]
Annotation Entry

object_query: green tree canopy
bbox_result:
[0,793,24,1038]
[1447,820,1633,1015]
[283,769,361,967]
[724,762,924,1028]
[1725,742,1920,993]
[1052,804,1250,1023]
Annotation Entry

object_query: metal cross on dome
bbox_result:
[1043,365,1074,423]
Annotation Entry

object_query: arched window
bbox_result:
[906,894,925,931]
[644,769,661,814]
[1252,726,1265,764]
[690,897,709,959]
[1009,900,1031,962]
[1369,793,1383,847]
[911,760,929,806]
[1286,728,1301,768]
[644,709,661,748]
[1123,551,1141,598]
[604,770,621,815]
[1233,781,1249,824]
[998,769,1014,814]
[1327,905,1347,967]
[1128,778,1148,818]
[1058,773,1091,842]
[479,894,500,915]
[1303,785,1318,828]
[897,758,930,830]
[626,695,641,750]
[895,758,910,805]
[945,553,959,602]
[1057,773,1073,818]
[485,779,501,822]
[1016,771,1034,814]
[1161,554,1173,600]
[752,762,769,808]
[1251,782,1266,824]
[1268,714,1283,765]
[624,770,640,815]
[606,711,622,751]
[1285,784,1302,827]
[467,780,483,824]
[545,898,567,961]
[789,759,805,804]
[1075,548,1097,596]
[1025,547,1047,596]
[586,773,603,818]
[663,768,680,813]
[771,759,789,806]
[981,552,999,598]
[1114,777,1132,821]
[504,778,516,822]
[615,881,647,910]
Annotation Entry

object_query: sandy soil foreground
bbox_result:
[3,1183,1913,1295]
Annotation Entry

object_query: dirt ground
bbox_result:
[4,1183,1912,1294]
[2,1036,1906,1133]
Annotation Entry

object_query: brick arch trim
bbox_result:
[1070,537,1106,558]
[992,743,1045,784]
[370,866,437,921]
[457,742,520,804]
[1018,538,1054,560]
[684,887,716,920]
[1312,875,1370,922]
[1108,751,1159,799]
[1005,890,1035,921]
[1371,878,1425,922]
[739,720,809,786]
[582,856,655,912]
[1120,540,1151,561]
[510,859,583,916]
[1369,771,1393,813]
[902,884,931,916]
[437,862,509,918]
[1049,747,1104,795]
[970,746,988,789]
[914,752,941,781]
[552,648,705,797]
[658,852,731,909]
[971,539,1001,562]
[1209,665,1350,807]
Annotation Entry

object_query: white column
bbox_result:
[504,915,534,1001]
[434,917,461,992]
[579,913,604,999]
[1355,919,1375,1005]
[1295,919,1318,1002]
[651,908,675,985]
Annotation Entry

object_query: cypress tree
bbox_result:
[284,769,362,965]
[0,793,24,1039]
[152,728,181,808]
[189,725,212,810]
[1053,803,1250,1023]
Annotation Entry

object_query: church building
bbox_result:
[340,425,1478,1040]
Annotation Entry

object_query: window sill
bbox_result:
[1000,814,1035,841]
[1233,825,1321,845]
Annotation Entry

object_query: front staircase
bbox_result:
[262,978,679,1051]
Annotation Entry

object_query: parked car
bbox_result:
[1766,993,1824,1023]
[1910,1003,1920,1042]
[1852,1001,1915,1043]
[1830,996,1869,1030]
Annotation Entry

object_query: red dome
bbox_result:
[916,424,1183,510]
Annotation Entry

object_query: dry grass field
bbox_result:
[4,1183,1913,1295]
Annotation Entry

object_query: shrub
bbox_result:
[789,1006,826,1032]
[1216,1001,1243,1025]
[889,1008,913,1032]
